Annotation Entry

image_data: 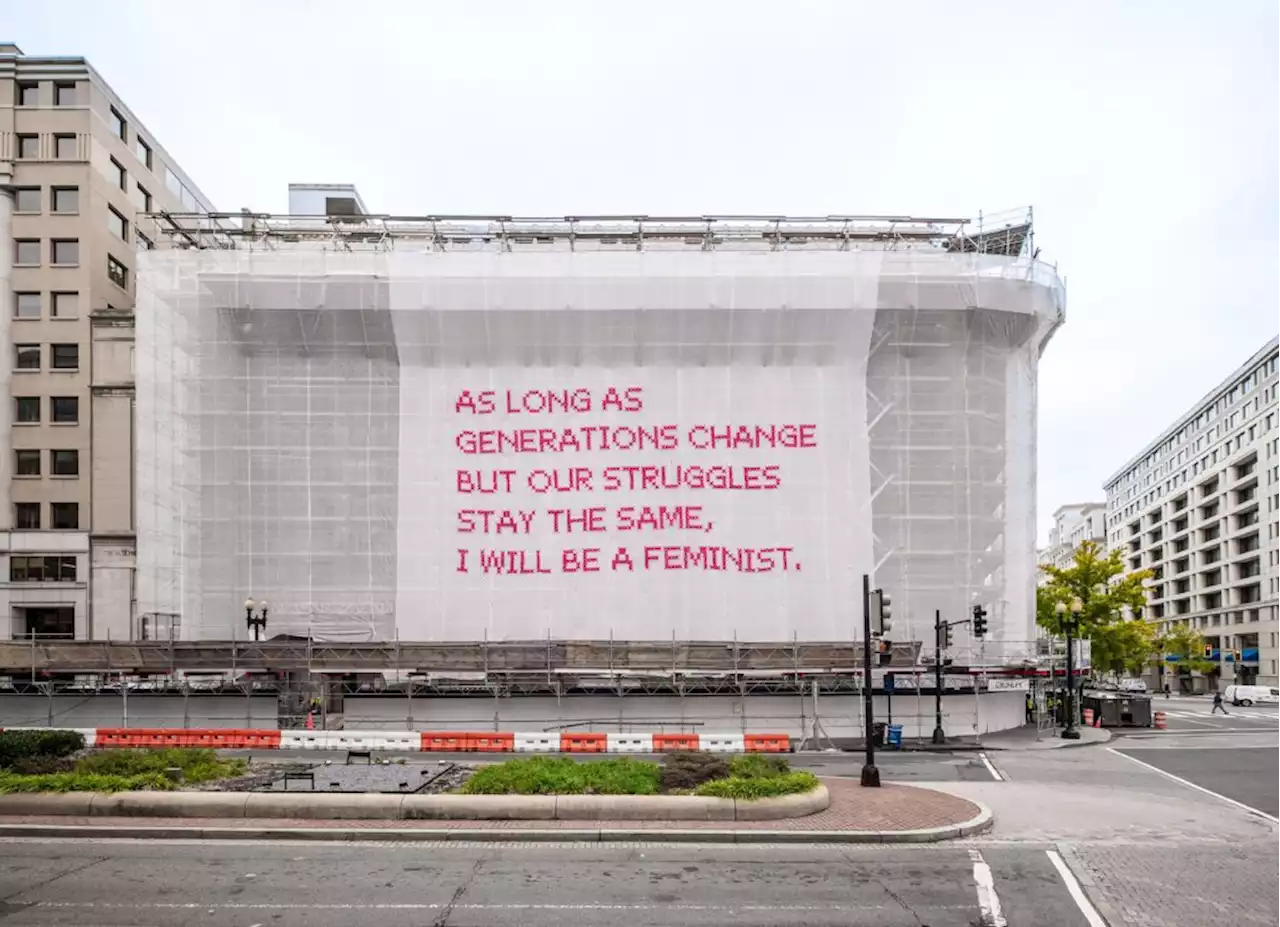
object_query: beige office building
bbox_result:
[1,43,212,641]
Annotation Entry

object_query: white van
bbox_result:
[1223,684,1279,706]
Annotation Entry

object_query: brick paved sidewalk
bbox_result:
[0,779,981,833]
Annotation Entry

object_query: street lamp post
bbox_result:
[1057,597,1083,740]
[245,598,269,642]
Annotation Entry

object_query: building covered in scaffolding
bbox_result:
[133,208,1064,675]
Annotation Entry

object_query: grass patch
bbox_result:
[460,756,662,795]
[694,770,819,800]
[458,752,817,800]
[0,748,246,794]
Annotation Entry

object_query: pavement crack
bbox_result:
[429,855,485,927]
[876,878,929,925]
[0,855,108,906]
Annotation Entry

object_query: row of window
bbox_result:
[16,81,80,107]
[9,555,78,584]
[14,291,78,320]
[13,185,80,214]
[12,240,131,290]
[15,449,79,478]
[13,132,79,161]
[14,501,79,531]
[15,396,79,425]
[14,343,80,372]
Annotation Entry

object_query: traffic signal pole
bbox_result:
[932,609,946,745]
[860,573,880,787]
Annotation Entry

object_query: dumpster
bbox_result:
[887,724,904,748]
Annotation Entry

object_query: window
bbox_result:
[110,157,126,190]
[51,503,79,530]
[14,293,41,319]
[14,503,41,531]
[14,449,41,476]
[13,187,40,212]
[50,397,79,424]
[15,397,41,424]
[109,107,127,140]
[107,255,128,289]
[14,345,40,371]
[51,450,79,477]
[107,205,128,241]
[136,137,152,169]
[54,134,77,159]
[14,240,40,265]
[17,82,39,106]
[51,292,78,319]
[54,82,77,105]
[10,556,77,583]
[134,183,152,213]
[51,344,79,370]
[51,186,78,213]
[51,239,79,265]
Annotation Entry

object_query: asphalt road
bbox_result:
[1132,699,1279,733]
[0,838,1102,927]
[1115,744,1279,818]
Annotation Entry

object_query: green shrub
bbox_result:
[694,770,819,800]
[0,730,86,769]
[728,754,791,779]
[0,771,174,794]
[461,756,662,795]
[659,752,731,792]
[76,748,244,784]
[7,755,76,775]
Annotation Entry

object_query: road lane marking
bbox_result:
[1107,747,1280,823]
[24,901,923,912]
[968,848,1007,926]
[978,753,1004,781]
[1045,849,1107,927]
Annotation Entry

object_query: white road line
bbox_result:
[968,848,1007,926]
[1107,747,1280,823]
[29,901,898,912]
[1045,849,1107,927]
[978,752,1004,781]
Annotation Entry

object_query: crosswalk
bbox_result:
[1157,706,1279,724]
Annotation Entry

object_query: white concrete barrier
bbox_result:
[606,733,653,753]
[514,732,559,752]
[702,733,746,753]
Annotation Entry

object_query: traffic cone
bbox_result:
[306,711,315,730]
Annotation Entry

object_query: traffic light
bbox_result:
[1233,649,1242,663]
[870,589,893,638]
[1203,644,1213,658]
[972,605,988,638]
[940,622,954,649]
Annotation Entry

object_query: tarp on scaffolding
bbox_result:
[135,224,1064,648]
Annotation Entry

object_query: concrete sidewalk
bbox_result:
[0,778,991,844]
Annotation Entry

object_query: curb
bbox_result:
[0,802,993,845]
[0,786,829,823]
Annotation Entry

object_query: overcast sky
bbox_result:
[6,0,1278,542]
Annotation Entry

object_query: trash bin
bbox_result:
[887,724,903,748]
[873,721,887,747]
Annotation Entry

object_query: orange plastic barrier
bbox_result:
[94,728,133,747]
[560,732,608,753]
[744,733,791,753]
[1153,711,1166,730]
[421,731,470,751]
[1082,709,1094,727]
[241,729,281,748]
[468,733,514,753]
[652,733,700,752]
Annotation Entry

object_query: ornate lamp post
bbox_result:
[1056,597,1083,739]
[245,598,269,642]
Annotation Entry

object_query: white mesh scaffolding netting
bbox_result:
[134,245,1064,657]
